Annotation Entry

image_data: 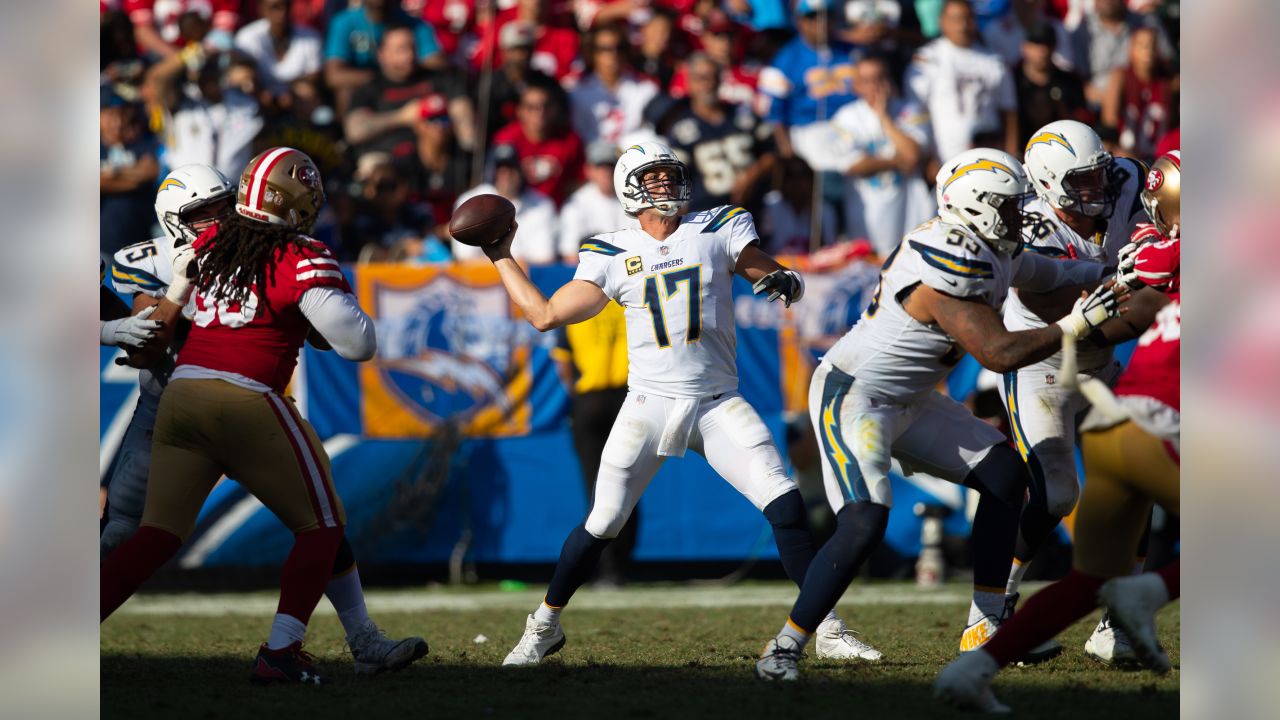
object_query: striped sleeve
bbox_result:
[910,240,995,299]
[289,242,350,301]
[109,258,166,297]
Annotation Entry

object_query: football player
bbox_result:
[484,141,882,666]
[936,150,1181,712]
[100,149,422,684]
[755,148,1129,682]
[1000,120,1152,664]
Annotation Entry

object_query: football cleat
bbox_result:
[935,649,1011,714]
[814,617,884,661]
[1083,613,1140,667]
[1098,575,1172,674]
[959,593,1018,653]
[755,636,803,682]
[502,615,566,666]
[347,620,429,675]
[249,641,328,685]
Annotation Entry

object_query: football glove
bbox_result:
[100,305,161,348]
[752,269,804,308]
[165,244,197,306]
[1055,284,1123,340]
[1114,224,1163,290]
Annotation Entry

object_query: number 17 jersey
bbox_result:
[573,205,759,399]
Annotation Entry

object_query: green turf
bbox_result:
[102,582,1178,720]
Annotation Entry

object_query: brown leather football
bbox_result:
[448,193,516,247]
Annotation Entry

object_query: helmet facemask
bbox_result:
[1060,159,1119,218]
[973,190,1033,254]
[625,161,691,217]
[163,190,235,246]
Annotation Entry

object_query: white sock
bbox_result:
[778,617,812,650]
[969,591,1007,625]
[533,601,562,625]
[1006,558,1030,595]
[822,609,839,625]
[326,567,372,638]
[266,613,307,650]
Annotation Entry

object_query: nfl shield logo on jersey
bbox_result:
[659,246,670,256]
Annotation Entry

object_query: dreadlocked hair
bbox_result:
[194,214,311,309]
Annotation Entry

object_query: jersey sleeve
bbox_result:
[907,237,996,299]
[573,236,621,299]
[288,241,351,302]
[1132,237,1180,293]
[109,244,166,297]
[1019,208,1074,259]
[704,205,759,267]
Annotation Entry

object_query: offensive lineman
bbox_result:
[1000,120,1151,664]
[485,141,881,666]
[755,148,1128,682]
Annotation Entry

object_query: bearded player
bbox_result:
[103,162,427,676]
[998,120,1153,665]
[101,148,414,685]
[936,150,1182,712]
[480,141,881,666]
[755,148,1129,682]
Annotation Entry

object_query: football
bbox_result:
[448,193,516,247]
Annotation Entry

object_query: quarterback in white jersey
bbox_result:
[484,141,881,667]
[998,120,1157,665]
[756,148,1129,682]
[102,163,426,674]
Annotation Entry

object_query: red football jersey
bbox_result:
[176,227,350,393]
[1132,236,1180,293]
[493,122,585,207]
[1113,293,1180,411]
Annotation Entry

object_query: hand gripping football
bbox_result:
[449,194,516,247]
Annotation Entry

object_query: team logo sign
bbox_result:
[1146,167,1165,192]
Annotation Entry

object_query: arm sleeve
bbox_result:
[290,242,353,302]
[323,14,351,61]
[573,241,616,299]
[909,239,995,299]
[1011,251,1108,292]
[298,286,377,361]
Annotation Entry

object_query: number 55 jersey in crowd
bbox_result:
[573,205,758,399]
[173,226,351,394]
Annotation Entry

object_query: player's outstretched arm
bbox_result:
[483,222,609,331]
[735,244,804,307]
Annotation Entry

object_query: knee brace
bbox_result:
[965,444,1031,509]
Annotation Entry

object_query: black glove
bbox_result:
[752,269,804,308]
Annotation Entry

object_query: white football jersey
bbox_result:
[1004,156,1149,370]
[905,38,1016,163]
[109,237,182,398]
[573,205,758,398]
[823,218,1015,401]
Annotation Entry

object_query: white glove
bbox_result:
[1055,284,1122,340]
[165,245,197,306]
[1114,224,1162,290]
[100,305,161,348]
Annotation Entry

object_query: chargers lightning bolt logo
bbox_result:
[159,177,187,192]
[1025,131,1076,157]
[822,402,855,497]
[941,159,1016,193]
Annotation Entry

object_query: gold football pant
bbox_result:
[141,379,346,540]
[1074,420,1179,579]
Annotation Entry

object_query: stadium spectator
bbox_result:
[123,0,240,58]
[477,22,565,139]
[146,47,262,178]
[450,145,558,264]
[557,141,636,261]
[1014,22,1090,147]
[472,1,582,83]
[757,0,859,168]
[838,0,926,77]
[493,84,585,208]
[100,95,160,255]
[725,0,791,31]
[661,54,775,213]
[636,6,681,91]
[411,0,476,59]
[761,156,838,255]
[669,13,760,107]
[905,0,1018,162]
[980,0,1076,71]
[1154,125,1179,159]
[324,0,444,112]
[569,23,660,146]
[348,154,448,263]
[1068,0,1174,108]
[234,0,323,98]
[831,54,933,256]
[344,25,475,196]
[1101,26,1174,162]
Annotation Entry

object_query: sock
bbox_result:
[786,502,889,634]
[533,600,562,625]
[266,613,308,650]
[277,526,344,624]
[1156,558,1179,601]
[101,526,183,621]
[971,491,1022,592]
[543,524,611,609]
[777,617,812,650]
[983,569,1104,668]
[762,490,819,587]
[325,566,371,638]
[969,590,1007,625]
[1006,557,1031,595]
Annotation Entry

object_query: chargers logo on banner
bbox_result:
[356,263,540,438]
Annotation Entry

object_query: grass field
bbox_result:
[102,581,1178,719]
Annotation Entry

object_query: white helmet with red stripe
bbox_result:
[235,147,326,233]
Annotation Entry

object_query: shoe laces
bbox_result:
[769,639,802,663]
[347,623,389,656]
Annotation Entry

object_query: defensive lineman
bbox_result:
[484,141,881,666]
[1000,120,1151,664]
[103,161,426,677]
[756,148,1128,681]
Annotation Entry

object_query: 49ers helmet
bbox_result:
[1142,150,1180,238]
[235,147,326,233]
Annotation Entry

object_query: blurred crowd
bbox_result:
[100,0,1179,263]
